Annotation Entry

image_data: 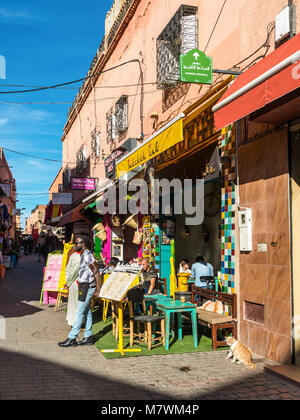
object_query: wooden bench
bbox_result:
[191,284,237,350]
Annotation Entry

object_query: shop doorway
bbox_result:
[175,180,221,275]
[290,121,300,366]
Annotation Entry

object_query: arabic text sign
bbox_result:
[180,49,213,84]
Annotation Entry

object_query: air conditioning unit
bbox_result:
[275,5,295,47]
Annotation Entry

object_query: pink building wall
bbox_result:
[61,0,300,180]
[57,0,300,361]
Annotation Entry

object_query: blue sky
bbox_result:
[0,0,113,228]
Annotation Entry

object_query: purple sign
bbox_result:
[71,178,96,190]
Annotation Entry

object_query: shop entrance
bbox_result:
[156,143,222,282]
[290,121,300,366]
[175,180,221,275]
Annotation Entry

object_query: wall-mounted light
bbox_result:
[184,225,191,236]
[150,112,159,130]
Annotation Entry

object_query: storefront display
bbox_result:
[142,216,152,260]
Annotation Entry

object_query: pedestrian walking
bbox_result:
[37,233,46,263]
[58,234,101,347]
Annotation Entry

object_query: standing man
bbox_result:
[58,234,101,347]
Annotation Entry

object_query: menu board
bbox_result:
[99,271,139,302]
[43,255,63,292]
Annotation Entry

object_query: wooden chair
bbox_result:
[156,277,167,294]
[127,287,165,350]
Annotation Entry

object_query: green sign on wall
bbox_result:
[179,49,213,85]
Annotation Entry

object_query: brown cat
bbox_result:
[225,336,257,370]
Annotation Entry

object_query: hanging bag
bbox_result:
[132,227,142,245]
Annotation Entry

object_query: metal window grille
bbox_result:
[157,5,198,90]
[106,108,117,143]
[76,146,88,174]
[62,167,71,187]
[91,129,101,158]
[115,96,128,133]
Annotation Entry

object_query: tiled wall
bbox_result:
[219,125,236,303]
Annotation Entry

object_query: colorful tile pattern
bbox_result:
[219,125,236,314]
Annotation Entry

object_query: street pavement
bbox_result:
[0,254,299,401]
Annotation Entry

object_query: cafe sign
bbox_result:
[116,118,183,178]
[180,49,213,85]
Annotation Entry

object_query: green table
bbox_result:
[155,300,198,350]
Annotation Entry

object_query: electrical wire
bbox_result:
[1,146,78,165]
[0,88,159,105]
[204,0,227,53]
[0,59,146,95]
[16,193,49,196]
[1,145,110,166]
[229,21,275,71]
[0,81,161,90]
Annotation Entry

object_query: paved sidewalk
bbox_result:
[0,255,300,400]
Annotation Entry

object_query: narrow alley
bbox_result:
[0,255,299,400]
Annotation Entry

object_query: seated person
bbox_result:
[190,256,214,289]
[178,259,191,274]
[139,258,160,295]
[134,257,143,267]
[101,257,119,276]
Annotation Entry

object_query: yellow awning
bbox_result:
[116,116,184,178]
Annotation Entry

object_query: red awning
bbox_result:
[213,32,300,130]
[57,203,87,227]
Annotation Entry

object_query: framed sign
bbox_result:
[52,193,72,205]
[180,49,213,85]
[112,244,122,259]
[71,177,96,190]
[105,147,126,178]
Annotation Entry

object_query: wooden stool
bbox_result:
[128,301,165,350]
